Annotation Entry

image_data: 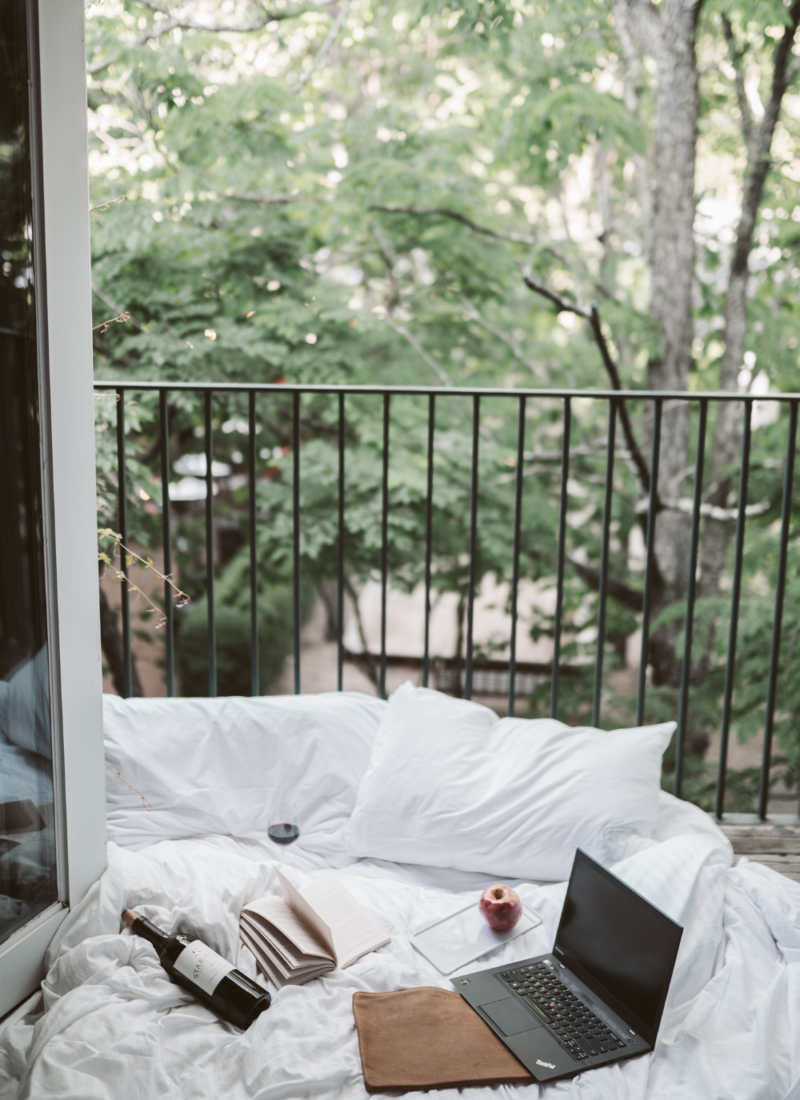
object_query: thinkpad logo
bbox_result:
[536,1060,556,1070]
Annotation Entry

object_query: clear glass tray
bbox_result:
[409,901,541,976]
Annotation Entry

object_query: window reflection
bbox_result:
[0,0,58,944]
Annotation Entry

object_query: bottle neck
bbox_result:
[130,914,169,951]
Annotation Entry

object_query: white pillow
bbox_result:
[0,646,52,759]
[345,683,675,881]
[104,692,386,852]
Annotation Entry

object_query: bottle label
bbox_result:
[174,940,236,996]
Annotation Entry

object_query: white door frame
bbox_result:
[0,0,106,1019]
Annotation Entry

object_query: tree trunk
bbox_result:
[617,0,704,687]
[649,1,702,396]
[454,591,466,698]
[700,6,800,600]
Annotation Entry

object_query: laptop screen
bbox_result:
[554,850,682,1039]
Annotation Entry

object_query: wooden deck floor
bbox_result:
[720,824,800,883]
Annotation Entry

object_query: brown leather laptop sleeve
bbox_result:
[352,987,533,1093]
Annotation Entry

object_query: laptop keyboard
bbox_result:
[500,962,629,1063]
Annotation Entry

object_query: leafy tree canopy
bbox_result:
[88,0,800,810]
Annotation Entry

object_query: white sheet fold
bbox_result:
[2,797,799,1100]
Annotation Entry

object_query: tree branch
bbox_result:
[730,0,800,286]
[716,0,800,403]
[522,275,587,317]
[494,443,641,482]
[369,204,538,247]
[460,296,547,382]
[721,14,754,153]
[522,276,653,495]
[343,574,378,687]
[373,227,401,312]
[292,0,352,93]
[92,283,145,332]
[568,558,643,612]
[635,495,771,522]
[226,192,302,206]
[93,312,133,334]
[88,0,330,75]
[383,317,454,387]
[138,0,324,30]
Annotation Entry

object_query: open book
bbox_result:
[240,868,391,987]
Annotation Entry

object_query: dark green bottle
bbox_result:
[123,908,271,1029]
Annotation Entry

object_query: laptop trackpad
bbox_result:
[480,998,541,1036]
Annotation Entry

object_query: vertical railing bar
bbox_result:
[379,393,390,700]
[464,394,481,701]
[293,391,301,695]
[592,398,617,728]
[551,398,571,720]
[337,392,346,693]
[422,394,435,689]
[674,399,708,799]
[715,401,752,819]
[116,387,132,699]
[204,390,217,698]
[158,389,174,698]
[760,400,798,820]
[248,390,259,697]
[550,400,567,717]
[507,396,526,717]
[636,398,662,726]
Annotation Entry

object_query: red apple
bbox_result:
[479,884,522,931]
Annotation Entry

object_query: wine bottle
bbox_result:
[122,908,271,1029]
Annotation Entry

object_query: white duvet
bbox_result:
[1,791,800,1099]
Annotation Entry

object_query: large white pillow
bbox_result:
[104,692,386,852]
[345,683,675,881]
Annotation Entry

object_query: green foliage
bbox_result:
[177,601,290,697]
[175,547,316,696]
[87,0,800,807]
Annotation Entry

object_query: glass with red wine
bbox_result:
[268,795,300,846]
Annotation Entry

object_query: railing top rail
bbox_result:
[94,381,800,402]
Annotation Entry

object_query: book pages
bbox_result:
[239,924,334,988]
[276,868,338,961]
[242,893,333,962]
[239,925,287,985]
[239,869,391,987]
[302,877,391,969]
[240,913,323,972]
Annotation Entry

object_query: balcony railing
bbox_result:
[95,381,799,822]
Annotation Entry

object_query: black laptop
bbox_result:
[451,849,682,1083]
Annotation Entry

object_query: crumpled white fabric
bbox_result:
[103,692,387,856]
[2,795,800,1100]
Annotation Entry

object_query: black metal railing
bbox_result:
[96,381,799,821]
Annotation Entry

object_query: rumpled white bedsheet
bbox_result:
[2,794,800,1099]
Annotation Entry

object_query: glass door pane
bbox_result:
[0,0,58,947]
